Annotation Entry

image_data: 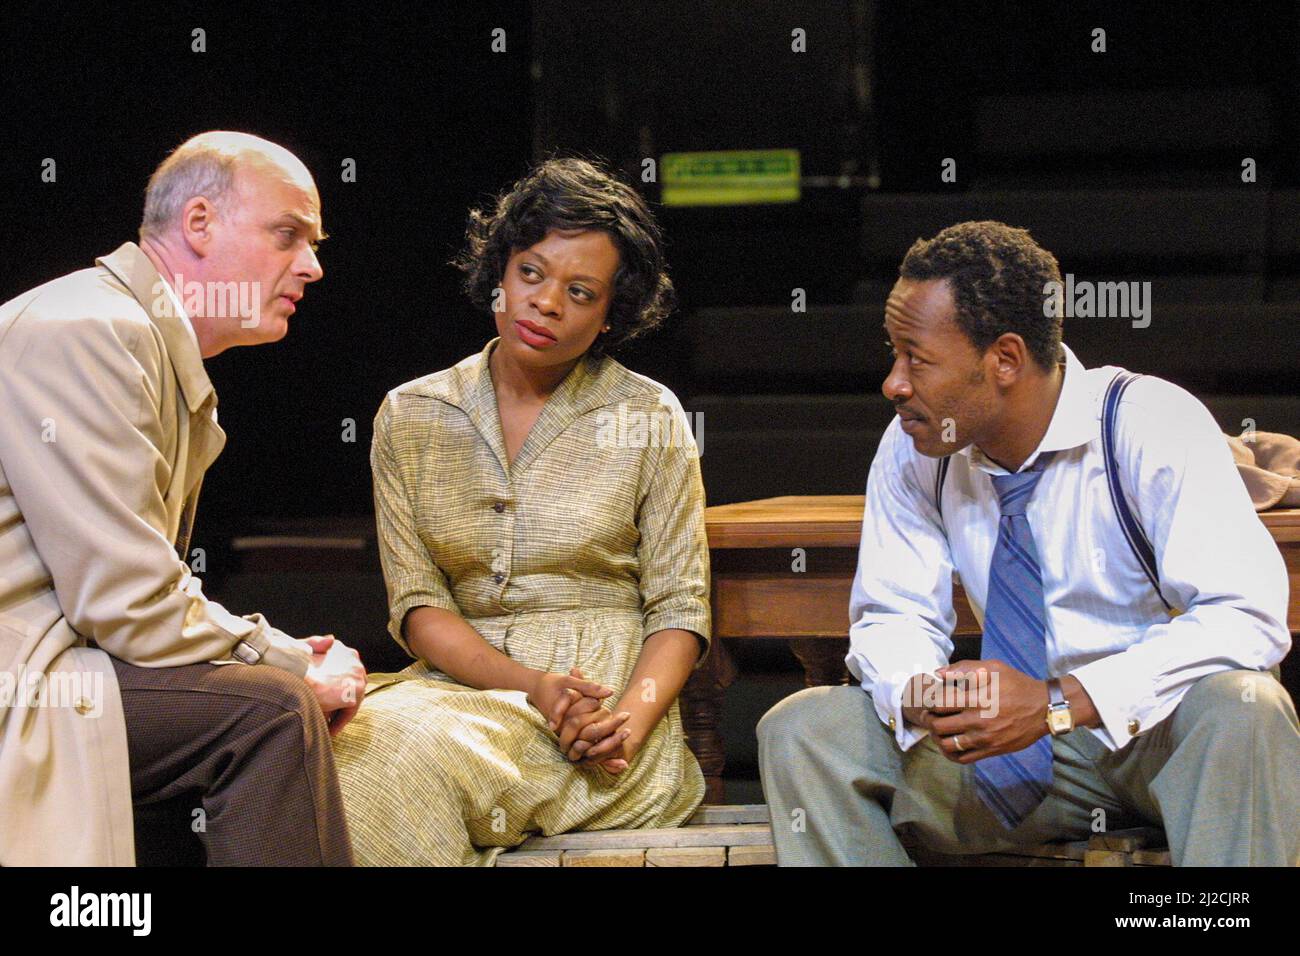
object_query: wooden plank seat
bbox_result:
[907,827,1171,867]
[495,804,775,867]
[493,806,1171,867]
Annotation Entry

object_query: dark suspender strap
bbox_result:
[934,455,951,522]
[1102,370,1173,611]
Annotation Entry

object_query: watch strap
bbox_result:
[1047,677,1066,707]
[1045,677,1073,735]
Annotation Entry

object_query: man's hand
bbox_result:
[923,660,1049,764]
[526,668,614,732]
[900,671,964,730]
[303,635,367,736]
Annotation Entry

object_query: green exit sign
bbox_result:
[661,149,801,206]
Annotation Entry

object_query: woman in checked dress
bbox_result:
[332,158,710,865]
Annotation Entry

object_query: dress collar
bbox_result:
[439,338,620,478]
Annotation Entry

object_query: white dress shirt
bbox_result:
[846,343,1291,753]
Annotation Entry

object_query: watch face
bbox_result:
[1048,709,1072,734]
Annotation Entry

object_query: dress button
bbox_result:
[1127,718,1141,736]
[74,697,94,716]
[493,501,506,513]
[493,573,505,584]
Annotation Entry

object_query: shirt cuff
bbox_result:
[1070,653,1161,751]
[869,669,931,752]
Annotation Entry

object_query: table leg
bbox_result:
[680,639,737,804]
[789,638,850,687]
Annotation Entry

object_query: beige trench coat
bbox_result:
[0,243,311,865]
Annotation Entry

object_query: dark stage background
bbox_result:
[3,1,1298,797]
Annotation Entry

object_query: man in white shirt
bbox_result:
[757,220,1298,866]
[0,132,365,864]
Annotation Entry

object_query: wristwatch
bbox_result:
[1045,677,1073,736]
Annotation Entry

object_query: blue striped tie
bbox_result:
[974,457,1053,829]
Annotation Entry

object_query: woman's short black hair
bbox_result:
[453,157,675,358]
[899,220,1064,372]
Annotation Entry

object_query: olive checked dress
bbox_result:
[332,339,711,865]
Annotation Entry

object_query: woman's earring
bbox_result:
[602,325,610,332]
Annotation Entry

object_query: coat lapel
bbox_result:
[95,243,217,415]
[183,411,226,496]
[95,242,227,505]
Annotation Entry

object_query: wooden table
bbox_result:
[680,496,1300,802]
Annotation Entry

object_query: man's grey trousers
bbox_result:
[757,670,1299,866]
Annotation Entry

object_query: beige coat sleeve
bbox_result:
[0,309,310,675]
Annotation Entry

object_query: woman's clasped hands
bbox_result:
[526,667,638,774]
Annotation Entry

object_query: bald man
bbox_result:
[0,132,362,865]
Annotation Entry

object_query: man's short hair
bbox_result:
[139,138,241,241]
[899,220,1064,371]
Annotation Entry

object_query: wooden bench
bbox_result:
[494,805,1171,866]
[909,826,1171,867]
[496,804,775,867]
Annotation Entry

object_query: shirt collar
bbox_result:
[961,342,1099,475]
[95,242,216,414]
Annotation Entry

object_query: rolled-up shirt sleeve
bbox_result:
[635,396,711,666]
[0,309,310,676]
[846,418,957,750]
[1070,380,1291,750]
[371,395,460,657]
